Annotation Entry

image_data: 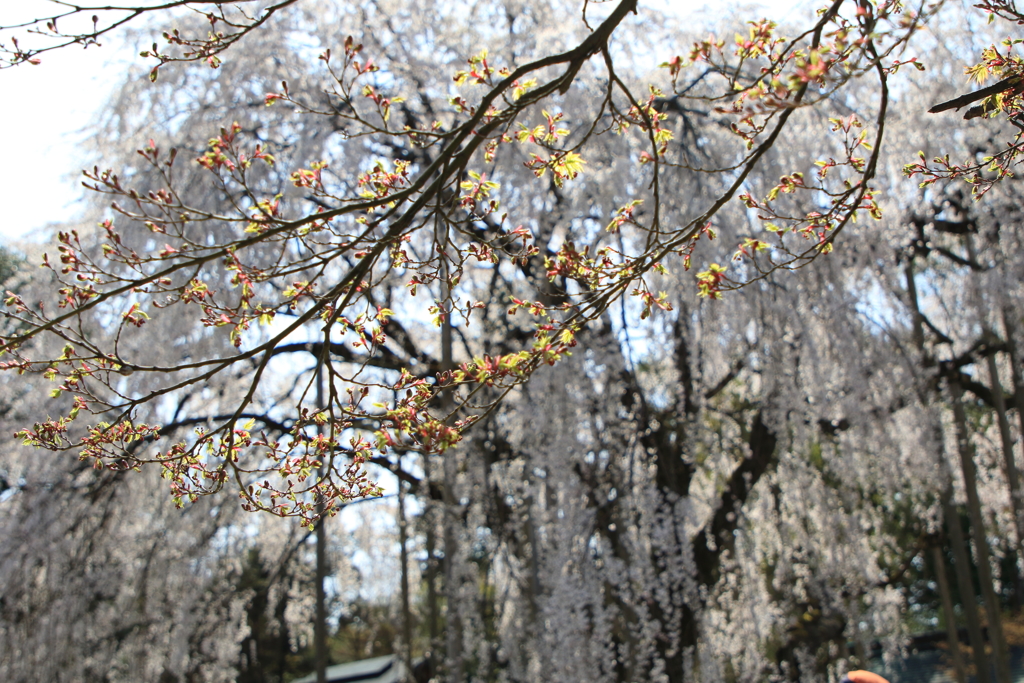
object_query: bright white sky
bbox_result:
[0,0,804,247]
[0,44,119,245]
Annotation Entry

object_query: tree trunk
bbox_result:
[943,493,991,683]
[442,458,462,683]
[315,363,329,683]
[931,543,968,683]
[985,350,1024,611]
[397,467,414,681]
[683,411,778,680]
[438,228,463,683]
[1000,306,1024,612]
[524,491,542,621]
[950,380,1010,683]
[932,407,991,683]
[315,514,328,683]
[908,265,994,681]
[423,454,440,675]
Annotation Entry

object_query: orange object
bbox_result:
[845,671,891,683]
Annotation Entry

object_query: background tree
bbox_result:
[5,1,1024,683]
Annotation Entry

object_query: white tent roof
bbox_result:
[292,655,407,683]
